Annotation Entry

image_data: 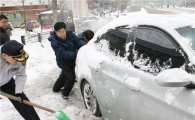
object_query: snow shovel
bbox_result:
[0,91,70,120]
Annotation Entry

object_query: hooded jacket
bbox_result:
[66,22,75,32]
[48,30,85,69]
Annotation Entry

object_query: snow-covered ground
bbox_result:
[0,28,103,120]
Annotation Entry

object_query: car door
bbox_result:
[94,28,130,120]
[126,26,195,120]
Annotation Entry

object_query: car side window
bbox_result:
[133,28,185,75]
[104,29,128,57]
[95,33,106,43]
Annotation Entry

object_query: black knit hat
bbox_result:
[1,40,29,62]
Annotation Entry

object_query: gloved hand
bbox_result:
[15,93,23,103]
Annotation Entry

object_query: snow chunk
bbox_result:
[164,88,180,105]
[110,89,116,98]
[125,77,140,91]
[156,68,192,82]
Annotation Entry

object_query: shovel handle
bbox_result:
[1,91,53,113]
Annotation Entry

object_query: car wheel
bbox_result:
[82,80,101,117]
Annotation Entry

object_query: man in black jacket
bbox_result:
[66,17,75,32]
[0,15,10,45]
[77,29,94,43]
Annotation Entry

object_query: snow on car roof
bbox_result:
[38,10,61,14]
[95,10,194,37]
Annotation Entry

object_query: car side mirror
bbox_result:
[155,68,194,87]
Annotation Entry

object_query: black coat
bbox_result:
[0,27,10,45]
[66,22,75,32]
[77,32,85,41]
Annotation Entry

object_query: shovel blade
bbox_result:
[53,110,70,120]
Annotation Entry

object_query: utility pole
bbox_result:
[59,0,68,22]
[22,0,27,33]
[67,0,73,18]
[87,0,89,20]
[52,0,58,27]
[185,0,186,7]
[109,0,111,16]
[78,0,82,23]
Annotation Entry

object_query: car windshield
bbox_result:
[176,26,195,50]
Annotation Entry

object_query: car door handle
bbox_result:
[124,78,140,92]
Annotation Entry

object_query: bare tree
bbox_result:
[52,0,58,27]
[9,0,27,33]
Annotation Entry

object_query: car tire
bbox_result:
[82,80,101,117]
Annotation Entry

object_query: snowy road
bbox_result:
[127,6,195,14]
[162,7,195,14]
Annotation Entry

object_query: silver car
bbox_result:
[75,13,195,120]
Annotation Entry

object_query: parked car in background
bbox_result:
[74,15,101,25]
[75,13,195,120]
[79,20,97,33]
[76,16,108,33]
[20,20,40,29]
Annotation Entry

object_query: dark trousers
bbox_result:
[0,78,40,120]
[53,68,76,96]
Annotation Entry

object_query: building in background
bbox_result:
[0,0,89,28]
[0,0,50,27]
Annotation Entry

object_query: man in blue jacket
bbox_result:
[48,22,85,99]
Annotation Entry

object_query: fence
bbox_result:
[21,31,51,45]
